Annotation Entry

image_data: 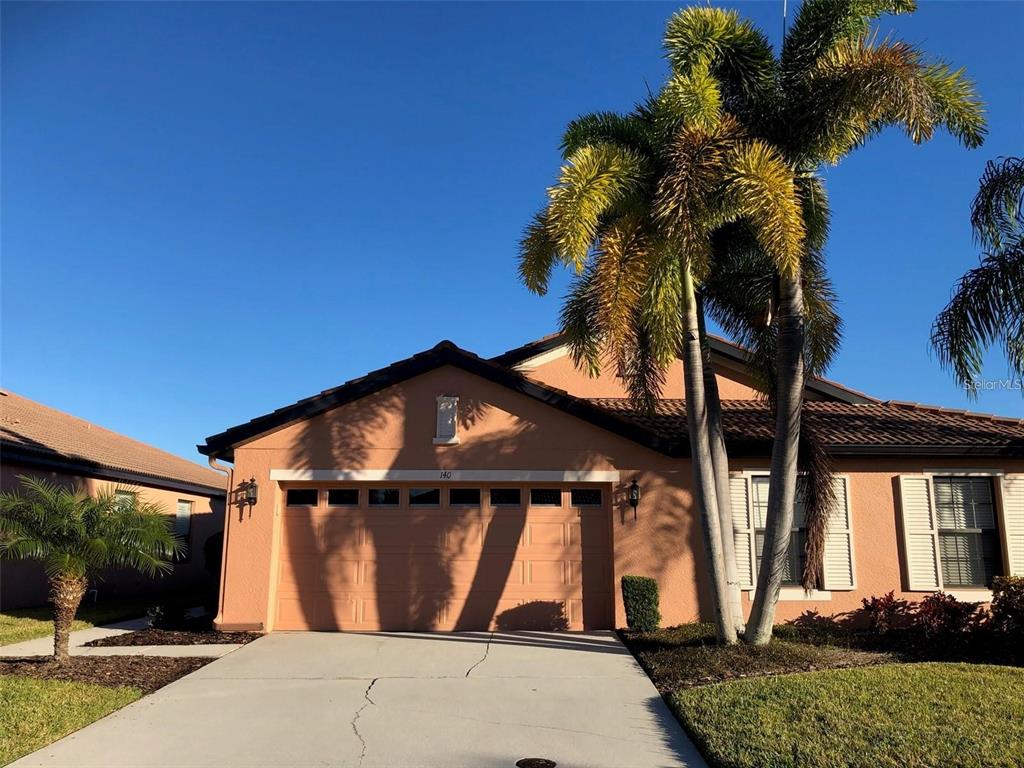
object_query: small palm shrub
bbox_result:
[0,476,184,662]
[622,575,661,632]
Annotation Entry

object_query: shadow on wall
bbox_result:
[495,600,569,631]
[278,371,625,632]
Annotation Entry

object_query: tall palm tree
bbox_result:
[0,476,184,662]
[661,0,985,643]
[933,157,1024,389]
[523,0,985,645]
[519,32,807,643]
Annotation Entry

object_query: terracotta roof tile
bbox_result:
[588,398,1024,454]
[1,391,225,494]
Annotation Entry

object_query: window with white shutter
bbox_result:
[821,477,855,590]
[898,475,941,591]
[730,475,754,590]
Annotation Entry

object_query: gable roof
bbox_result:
[591,398,1024,457]
[492,332,878,405]
[200,340,1024,461]
[198,341,676,461]
[1,391,226,496]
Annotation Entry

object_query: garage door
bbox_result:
[273,483,613,631]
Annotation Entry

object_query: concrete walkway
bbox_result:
[12,631,708,768]
[1,619,241,658]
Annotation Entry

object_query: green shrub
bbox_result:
[621,575,660,631]
[991,576,1024,634]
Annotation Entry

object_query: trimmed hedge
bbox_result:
[622,575,661,631]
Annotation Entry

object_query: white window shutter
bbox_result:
[1000,474,1024,576]
[730,475,754,589]
[898,475,941,591]
[822,476,855,590]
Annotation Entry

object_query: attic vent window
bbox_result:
[433,395,460,445]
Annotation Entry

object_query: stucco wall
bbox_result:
[214,364,1024,631]
[0,463,224,610]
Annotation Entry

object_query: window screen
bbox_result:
[409,488,441,505]
[529,488,562,506]
[327,488,359,506]
[449,488,481,506]
[934,476,1001,587]
[751,476,806,586]
[490,488,521,506]
[286,488,318,507]
[571,488,602,507]
[368,488,400,506]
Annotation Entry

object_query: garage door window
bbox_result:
[409,488,441,506]
[490,488,521,506]
[530,488,562,506]
[286,489,319,507]
[327,488,359,506]
[571,488,602,507]
[368,488,400,506]
[449,488,481,506]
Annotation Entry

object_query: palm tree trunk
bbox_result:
[682,268,737,645]
[745,273,805,645]
[50,574,87,663]
[696,295,744,632]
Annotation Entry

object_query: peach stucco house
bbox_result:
[1,390,226,609]
[198,334,1024,633]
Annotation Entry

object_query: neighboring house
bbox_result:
[1,390,226,609]
[198,334,1024,632]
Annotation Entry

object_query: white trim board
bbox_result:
[269,469,620,483]
[512,345,570,371]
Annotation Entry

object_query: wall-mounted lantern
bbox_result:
[628,479,641,519]
[242,477,258,507]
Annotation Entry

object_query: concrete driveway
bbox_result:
[13,631,707,768]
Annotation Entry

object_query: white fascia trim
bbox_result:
[269,469,620,483]
[512,344,570,371]
[924,469,1004,477]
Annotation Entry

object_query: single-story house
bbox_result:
[198,334,1024,632]
[1,390,226,609]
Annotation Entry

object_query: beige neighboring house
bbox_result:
[0,390,226,609]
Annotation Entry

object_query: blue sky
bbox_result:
[2,1,1022,464]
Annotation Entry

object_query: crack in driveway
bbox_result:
[350,677,378,767]
[464,632,493,677]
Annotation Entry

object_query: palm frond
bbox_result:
[546,143,649,270]
[559,268,604,378]
[590,215,651,357]
[798,425,838,591]
[724,140,806,279]
[920,61,986,150]
[782,0,915,82]
[932,240,1024,389]
[659,63,723,134]
[971,156,1024,250]
[561,111,655,160]
[518,210,560,295]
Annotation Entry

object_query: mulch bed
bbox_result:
[620,624,896,691]
[0,656,213,693]
[85,628,262,647]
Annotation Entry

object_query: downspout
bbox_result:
[207,454,233,630]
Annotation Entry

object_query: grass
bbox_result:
[622,622,891,690]
[0,676,141,765]
[0,598,151,647]
[672,663,1024,768]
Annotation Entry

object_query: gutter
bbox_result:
[206,455,235,632]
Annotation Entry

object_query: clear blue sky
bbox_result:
[2,1,1022,464]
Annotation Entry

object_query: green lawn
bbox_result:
[0,676,141,765]
[0,599,151,646]
[673,663,1024,768]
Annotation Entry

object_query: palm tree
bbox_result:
[522,0,985,645]
[519,31,808,643]
[0,476,184,662]
[933,157,1024,389]
[660,0,985,643]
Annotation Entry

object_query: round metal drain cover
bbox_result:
[515,760,557,768]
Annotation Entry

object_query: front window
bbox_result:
[174,500,193,539]
[114,490,136,511]
[409,488,440,506]
[934,476,1001,587]
[368,488,400,506]
[529,488,561,506]
[752,476,805,586]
